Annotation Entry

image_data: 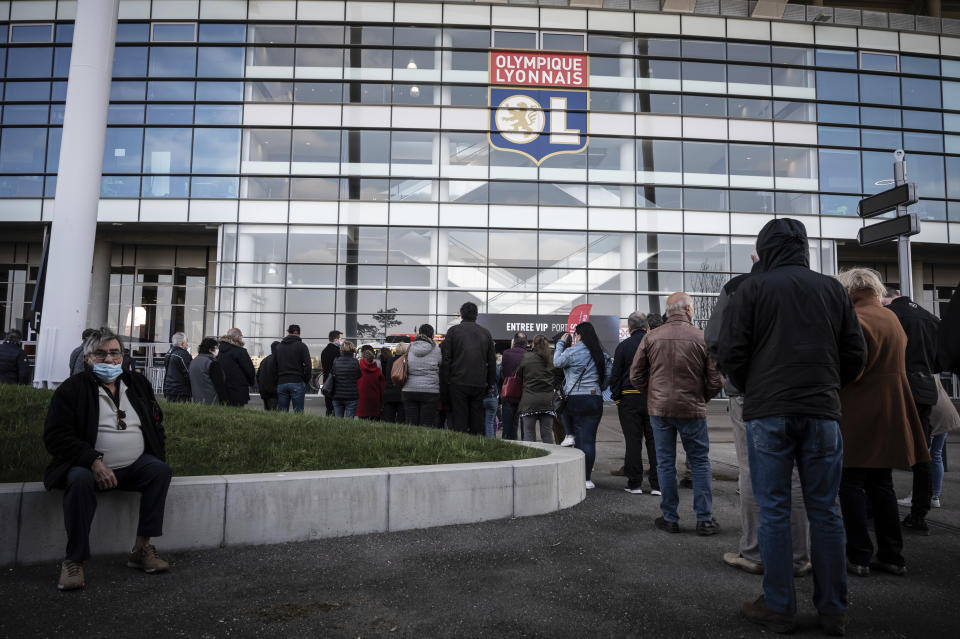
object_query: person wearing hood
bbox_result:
[161,332,192,402]
[256,341,280,410]
[0,329,29,385]
[357,345,385,420]
[320,330,343,416]
[216,328,256,407]
[403,324,442,427]
[380,344,406,423]
[713,218,866,636]
[190,337,228,405]
[274,324,312,413]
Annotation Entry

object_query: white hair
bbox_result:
[665,294,693,315]
[82,327,123,358]
[836,268,887,299]
[171,332,187,348]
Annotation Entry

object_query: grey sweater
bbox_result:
[403,337,441,394]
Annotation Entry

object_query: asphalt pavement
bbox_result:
[2,403,958,638]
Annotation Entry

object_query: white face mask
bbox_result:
[212,349,219,357]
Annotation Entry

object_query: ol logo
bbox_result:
[488,50,589,165]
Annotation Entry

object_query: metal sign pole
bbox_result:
[893,150,913,299]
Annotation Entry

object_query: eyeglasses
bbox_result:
[92,349,123,362]
[116,409,127,431]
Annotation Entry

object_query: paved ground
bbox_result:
[3,403,958,638]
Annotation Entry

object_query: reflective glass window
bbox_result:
[394,49,436,71]
[682,95,726,116]
[774,100,816,122]
[351,26,391,46]
[943,81,960,110]
[729,144,772,178]
[46,127,61,171]
[341,130,388,164]
[53,47,70,76]
[147,81,194,100]
[903,132,942,153]
[249,25,295,44]
[110,80,146,100]
[446,50,486,73]
[296,25,343,45]
[143,128,192,173]
[10,24,52,42]
[637,92,681,114]
[543,33,584,52]
[109,104,145,124]
[354,49,392,69]
[817,104,857,124]
[446,132,488,168]
[116,24,149,42]
[860,52,897,72]
[538,231,585,268]
[245,129,291,162]
[391,178,437,203]
[242,176,289,199]
[146,104,193,124]
[776,192,818,216]
[772,67,815,89]
[588,34,633,55]
[637,38,680,57]
[816,49,857,69]
[199,24,246,43]
[51,81,66,101]
[821,194,860,216]
[291,176,339,200]
[859,74,899,104]
[900,56,938,75]
[683,188,727,211]
[113,46,147,77]
[0,175,43,197]
[728,98,771,119]
[152,23,196,42]
[943,60,960,78]
[727,43,769,63]
[293,129,340,163]
[0,128,46,172]
[901,77,940,108]
[296,46,343,70]
[192,129,240,174]
[861,151,893,194]
[683,62,725,82]
[911,154,945,198]
[194,104,242,125]
[637,186,682,209]
[5,81,50,101]
[247,46,294,67]
[446,229,487,265]
[2,104,46,124]
[445,28,490,49]
[247,81,292,102]
[393,84,435,105]
[860,107,900,127]
[817,71,858,101]
[198,47,244,77]
[339,226,387,264]
[683,40,724,59]
[55,24,72,43]
[590,55,629,79]
[287,226,339,262]
[191,176,238,198]
[903,109,941,131]
[946,156,960,199]
[493,31,535,49]
[197,81,242,101]
[391,131,435,166]
[818,126,859,147]
[683,142,727,175]
[637,234,682,270]
[295,82,342,104]
[100,176,140,197]
[6,47,53,77]
[861,129,901,150]
[637,139,682,174]
[637,59,680,80]
[590,90,636,113]
[489,181,537,205]
[149,47,196,77]
[730,190,774,213]
[819,149,861,193]
[773,46,813,65]
[728,64,770,87]
[684,235,729,272]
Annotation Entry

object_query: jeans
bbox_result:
[332,399,357,418]
[521,413,554,443]
[567,394,603,480]
[839,467,903,567]
[930,433,947,497]
[730,396,808,566]
[62,454,172,561]
[500,401,519,440]
[617,394,659,491]
[482,394,499,437]
[560,409,574,436]
[746,416,846,618]
[650,416,713,523]
[449,384,488,435]
[277,381,306,413]
[910,403,933,519]
[402,391,439,427]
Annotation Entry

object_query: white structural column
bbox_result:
[34,0,120,387]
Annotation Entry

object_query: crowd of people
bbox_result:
[8,217,957,635]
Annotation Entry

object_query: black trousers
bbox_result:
[617,394,659,490]
[262,395,278,411]
[382,400,405,424]
[402,391,440,427]
[324,394,334,416]
[449,384,487,435]
[910,403,933,519]
[63,453,172,561]
[839,467,904,567]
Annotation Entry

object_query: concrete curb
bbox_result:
[1,443,584,567]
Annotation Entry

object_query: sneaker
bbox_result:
[870,559,907,576]
[610,466,626,477]
[896,494,912,507]
[624,487,643,494]
[902,514,930,536]
[650,489,662,496]
[560,435,575,447]
[127,544,170,574]
[740,596,796,634]
[654,516,680,534]
[931,495,941,508]
[846,559,869,577]
[585,480,595,490]
[696,518,720,536]
[820,613,848,637]
[793,561,813,578]
[58,560,84,591]
[723,552,763,575]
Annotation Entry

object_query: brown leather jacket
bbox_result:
[629,312,723,418]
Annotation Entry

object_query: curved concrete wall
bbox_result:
[0,443,584,567]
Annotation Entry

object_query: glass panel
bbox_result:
[445,28,490,49]
[637,139,682,174]
[103,128,143,173]
[637,234,682,270]
[538,231,585,268]
[446,230,487,266]
[147,81,194,100]
[117,24,150,42]
[199,24,247,42]
[246,81,292,102]
[911,154,945,199]
[113,46,148,77]
[192,128,240,173]
[816,48,857,69]
[146,104,193,124]
[818,126,858,147]
[111,80,146,100]
[339,227,387,264]
[820,194,859,216]
[730,190,774,213]
[683,61,725,82]
[152,23,195,42]
[637,186,682,208]
[944,81,960,110]
[861,129,901,150]
[197,81,242,101]
[198,46,245,77]
[588,34,633,55]
[860,106,900,127]
[291,176,339,200]
[683,188,727,211]
[729,98,771,119]
[900,56,938,75]
[729,144,772,178]
[53,48,70,76]
[728,64,770,87]
[0,128,46,172]
[819,149,861,193]
[859,74,899,104]
[245,129,291,162]
[148,47,196,77]
[682,95,726,116]
[391,131,435,165]
[773,46,813,65]
[143,175,189,198]
[5,81,50,101]
[901,77,940,108]
[248,46,294,67]
[683,142,727,175]
[194,104,242,125]
[817,71,858,101]
[493,31,536,49]
[489,181,536,205]
[727,43,769,63]
[191,176,237,198]
[292,129,340,163]
[6,48,53,77]
[860,52,898,72]
[249,24,295,44]
[861,150,893,195]
[903,109,940,131]
[774,100,816,122]
[543,33,584,51]
[10,24,52,42]
[295,82,342,103]
[2,105,47,124]
[636,92,680,114]
[143,128,192,173]
[683,40,724,59]
[101,176,140,197]
[818,104,857,125]
[776,192,818,216]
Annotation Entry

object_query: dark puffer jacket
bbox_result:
[330,353,361,401]
[274,334,312,385]
[713,218,867,422]
[886,296,941,406]
[0,340,29,385]
[216,335,256,406]
[162,346,193,399]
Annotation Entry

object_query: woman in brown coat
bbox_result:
[835,268,930,577]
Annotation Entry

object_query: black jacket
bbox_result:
[43,371,165,489]
[162,346,193,399]
[382,354,402,403]
[257,352,278,397]
[609,329,646,402]
[68,345,85,377]
[705,262,764,398]
[887,296,941,406]
[0,340,29,385]
[274,334,312,385]
[939,280,960,374]
[320,343,340,381]
[441,320,496,388]
[714,218,866,422]
[330,353,361,401]
[216,338,255,406]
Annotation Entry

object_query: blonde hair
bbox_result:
[340,340,356,354]
[394,342,409,355]
[836,268,887,299]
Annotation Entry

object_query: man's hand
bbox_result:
[91,459,117,490]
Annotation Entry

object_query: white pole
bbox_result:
[893,150,913,300]
[33,0,120,387]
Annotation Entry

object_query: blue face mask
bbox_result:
[92,363,123,382]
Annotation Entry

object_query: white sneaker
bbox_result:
[932,495,941,508]
[897,494,912,507]
[585,480,595,489]
[560,435,575,447]
[650,489,662,496]
[624,487,643,494]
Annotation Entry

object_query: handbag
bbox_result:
[390,354,408,387]
[501,375,523,401]
[555,365,589,416]
[321,372,335,397]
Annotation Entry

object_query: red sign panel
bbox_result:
[489,50,588,88]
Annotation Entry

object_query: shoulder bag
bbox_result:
[390,354,409,387]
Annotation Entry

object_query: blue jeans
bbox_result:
[501,401,519,440]
[333,399,357,418]
[276,382,306,413]
[930,433,947,497]
[746,416,846,617]
[567,394,603,480]
[650,416,713,523]
[482,394,499,438]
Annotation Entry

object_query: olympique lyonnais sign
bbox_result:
[490,51,588,88]
[488,49,590,165]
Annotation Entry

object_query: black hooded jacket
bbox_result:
[274,334,312,385]
[705,261,763,398]
[886,296,940,405]
[713,219,866,421]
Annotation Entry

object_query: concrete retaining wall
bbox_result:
[1,443,584,567]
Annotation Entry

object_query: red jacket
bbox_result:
[357,358,385,418]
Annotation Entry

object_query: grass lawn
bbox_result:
[0,384,546,483]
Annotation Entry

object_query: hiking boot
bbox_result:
[740,596,796,634]
[127,544,170,573]
[696,518,720,536]
[901,514,930,536]
[58,560,84,591]
[820,613,848,636]
[654,516,680,534]
[870,559,907,576]
[610,466,626,477]
[846,560,869,577]
[723,552,763,575]
[793,561,813,578]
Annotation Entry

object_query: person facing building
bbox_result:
[630,292,722,535]
[256,342,280,411]
[0,329,30,385]
[216,328,255,407]
[161,332,192,403]
[320,330,343,417]
[68,328,96,378]
[190,337,228,406]
[712,218,866,636]
[441,302,496,435]
[403,324,442,428]
[274,324,312,413]
[499,332,528,440]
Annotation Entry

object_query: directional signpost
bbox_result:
[856,150,919,299]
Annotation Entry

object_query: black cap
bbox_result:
[287,324,300,334]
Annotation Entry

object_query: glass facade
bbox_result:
[1,2,958,357]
